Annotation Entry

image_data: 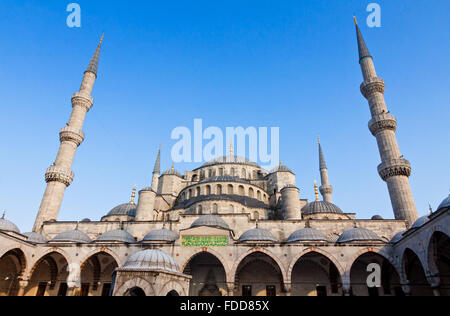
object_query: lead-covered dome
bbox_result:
[411,215,430,229]
[199,176,248,184]
[201,155,259,168]
[337,228,381,243]
[437,195,450,211]
[302,201,343,215]
[191,215,230,230]
[24,232,47,244]
[122,249,179,273]
[52,230,91,243]
[106,202,137,217]
[287,228,328,243]
[239,228,278,243]
[390,231,406,244]
[0,217,20,234]
[142,229,178,243]
[96,230,135,243]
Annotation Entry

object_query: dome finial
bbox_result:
[130,184,137,204]
[353,16,358,25]
[171,163,175,170]
[429,203,433,215]
[314,180,320,202]
[1,210,5,220]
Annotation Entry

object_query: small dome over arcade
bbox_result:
[287,228,328,243]
[142,229,178,243]
[411,215,430,229]
[190,215,230,230]
[437,195,450,212]
[389,231,406,244]
[0,213,20,234]
[239,228,278,243]
[96,230,135,243]
[24,232,48,244]
[51,230,91,243]
[122,249,179,273]
[337,227,382,243]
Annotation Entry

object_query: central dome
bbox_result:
[201,155,259,168]
[122,249,179,273]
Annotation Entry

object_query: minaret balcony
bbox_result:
[45,166,74,186]
[59,126,85,146]
[360,77,385,99]
[378,159,412,181]
[71,92,94,111]
[368,113,397,136]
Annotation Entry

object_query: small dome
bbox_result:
[390,231,406,244]
[143,229,178,243]
[287,228,328,243]
[337,228,381,243]
[371,215,384,220]
[437,195,450,211]
[24,232,47,244]
[191,215,230,230]
[201,155,259,168]
[270,165,294,174]
[162,167,182,177]
[0,218,20,234]
[96,230,135,243]
[302,201,343,215]
[411,215,430,229]
[106,203,137,217]
[81,218,91,223]
[239,228,278,243]
[52,230,91,243]
[122,249,179,273]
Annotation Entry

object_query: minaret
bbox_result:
[354,18,418,226]
[136,146,160,221]
[151,144,161,191]
[33,35,104,232]
[318,137,333,203]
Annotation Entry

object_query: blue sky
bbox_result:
[0,0,448,231]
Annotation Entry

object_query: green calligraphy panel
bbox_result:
[182,236,228,247]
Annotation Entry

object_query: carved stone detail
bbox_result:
[378,159,411,181]
[59,126,85,146]
[71,92,94,112]
[368,113,397,136]
[360,77,385,99]
[45,166,74,186]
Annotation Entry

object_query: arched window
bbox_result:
[196,187,201,197]
[198,205,203,215]
[208,169,213,178]
[231,168,235,176]
[230,205,235,213]
[254,212,260,220]
[216,185,222,195]
[219,168,224,176]
[200,170,205,180]
[249,188,254,198]
[228,184,234,195]
[192,174,198,182]
[239,185,245,196]
[257,191,261,200]
[206,185,211,195]
[188,189,193,199]
[213,204,218,214]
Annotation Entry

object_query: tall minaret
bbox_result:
[354,18,418,226]
[33,35,104,232]
[136,147,160,221]
[318,138,333,203]
[151,144,161,191]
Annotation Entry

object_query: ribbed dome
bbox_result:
[270,165,294,174]
[52,230,91,243]
[390,231,406,244]
[239,228,278,243]
[411,215,430,229]
[122,249,179,273]
[106,203,137,217]
[96,230,135,243]
[287,228,328,243]
[199,176,248,184]
[162,167,182,177]
[142,229,178,243]
[302,201,343,215]
[337,228,381,243]
[0,218,20,234]
[24,232,48,244]
[191,215,230,230]
[437,195,450,211]
[201,155,259,168]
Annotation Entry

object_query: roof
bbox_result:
[105,202,137,217]
[269,165,294,174]
[51,230,92,243]
[24,232,48,244]
[302,201,343,215]
[0,218,20,234]
[287,228,328,243]
[437,195,450,211]
[174,194,269,211]
[122,249,179,273]
[239,228,278,243]
[96,230,135,243]
[411,215,430,229]
[190,215,230,230]
[390,231,406,244]
[162,167,182,177]
[337,227,381,243]
[200,155,260,168]
[199,176,249,184]
[142,229,178,243]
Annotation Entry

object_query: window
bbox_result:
[216,185,222,195]
[101,283,112,297]
[228,184,233,195]
[266,286,276,296]
[198,205,203,215]
[219,168,224,176]
[196,187,201,197]
[242,285,252,297]
[239,186,245,196]
[249,188,254,198]
[316,286,327,297]
[206,185,211,195]
[213,204,218,214]
[57,283,68,296]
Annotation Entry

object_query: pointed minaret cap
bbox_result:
[85,33,104,78]
[318,137,327,170]
[153,144,161,175]
[354,17,372,63]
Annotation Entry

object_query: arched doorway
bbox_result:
[291,252,341,296]
[428,232,450,296]
[183,252,227,296]
[167,290,180,296]
[80,252,118,296]
[0,249,26,296]
[26,252,69,296]
[125,286,146,296]
[350,252,402,296]
[403,249,433,296]
[235,252,283,296]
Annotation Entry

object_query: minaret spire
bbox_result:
[151,144,161,191]
[33,36,103,232]
[318,137,333,203]
[354,18,418,227]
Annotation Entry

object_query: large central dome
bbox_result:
[201,155,260,168]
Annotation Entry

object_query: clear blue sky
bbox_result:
[0,0,448,231]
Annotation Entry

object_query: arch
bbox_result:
[192,174,198,182]
[159,280,187,296]
[80,251,119,296]
[216,185,222,195]
[25,248,71,280]
[345,248,399,278]
[427,231,450,295]
[79,248,123,269]
[181,249,231,283]
[114,277,155,296]
[0,248,27,296]
[196,186,201,197]
[227,184,234,195]
[206,185,211,195]
[212,204,218,214]
[402,248,433,296]
[238,185,245,196]
[197,205,203,215]
[248,188,254,198]
[257,191,261,200]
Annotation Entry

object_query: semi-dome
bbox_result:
[287,228,328,243]
[96,230,135,243]
[24,232,48,244]
[106,202,137,217]
[51,230,91,243]
[337,228,381,243]
[0,217,20,234]
[142,229,178,243]
[122,249,179,273]
[302,201,343,215]
[190,215,230,230]
[411,215,430,229]
[239,228,278,243]
[437,195,450,211]
[390,231,406,244]
[201,155,259,168]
